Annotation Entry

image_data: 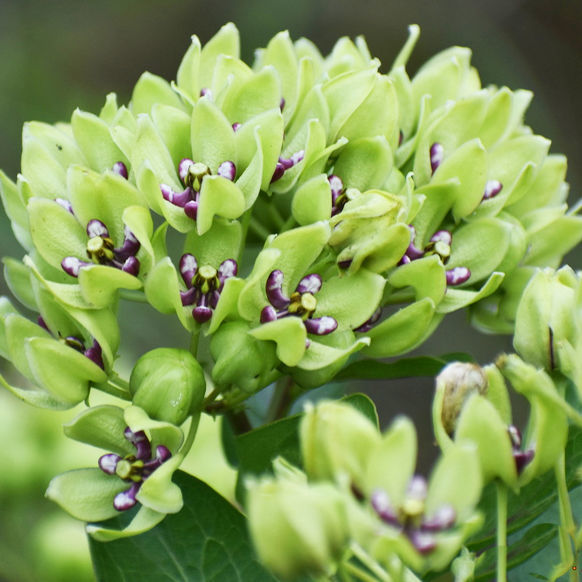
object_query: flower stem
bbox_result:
[342,562,383,582]
[554,451,578,582]
[248,217,271,241]
[349,543,391,582]
[94,373,131,401]
[119,289,148,302]
[496,481,508,582]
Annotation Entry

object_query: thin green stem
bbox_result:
[266,202,285,230]
[190,329,200,358]
[266,376,294,422]
[349,542,391,582]
[249,217,271,241]
[497,481,508,582]
[554,452,578,582]
[94,373,131,401]
[119,289,148,302]
[342,562,381,582]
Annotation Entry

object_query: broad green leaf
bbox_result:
[89,471,278,582]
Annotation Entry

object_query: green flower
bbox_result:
[238,221,385,368]
[46,405,188,541]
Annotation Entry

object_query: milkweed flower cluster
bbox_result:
[1,22,581,576]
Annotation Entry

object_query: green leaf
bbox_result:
[89,471,278,582]
[335,353,474,381]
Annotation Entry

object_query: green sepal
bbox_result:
[425,443,482,521]
[315,268,385,330]
[67,165,145,242]
[71,109,127,173]
[446,217,512,284]
[4,312,51,378]
[78,265,142,308]
[332,136,393,192]
[151,104,191,168]
[234,108,283,192]
[144,257,194,331]
[300,399,381,491]
[257,31,298,121]
[294,334,370,374]
[292,174,332,225]
[249,316,307,367]
[25,336,105,404]
[388,255,447,304]
[0,369,71,410]
[364,416,416,501]
[363,298,438,358]
[454,394,518,488]
[436,272,504,314]
[206,277,245,334]
[323,65,377,142]
[136,454,184,514]
[64,405,135,456]
[184,217,242,266]
[0,169,32,250]
[87,507,166,543]
[131,72,184,115]
[483,364,512,425]
[338,75,399,149]
[222,66,281,125]
[46,468,128,522]
[21,122,85,198]
[198,23,240,89]
[3,257,37,310]
[197,175,245,235]
[176,35,202,102]
[123,405,184,454]
[28,197,87,269]
[190,98,236,172]
[131,115,181,192]
[0,297,21,359]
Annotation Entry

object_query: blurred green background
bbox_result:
[0,0,581,580]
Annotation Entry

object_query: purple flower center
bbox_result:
[270,150,305,183]
[430,142,444,174]
[179,254,238,323]
[328,174,349,216]
[507,424,535,475]
[98,427,172,511]
[61,220,140,278]
[260,270,338,336]
[399,226,471,286]
[161,158,236,220]
[370,475,456,555]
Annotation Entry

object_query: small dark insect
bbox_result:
[56,144,63,151]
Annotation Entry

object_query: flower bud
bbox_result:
[514,266,578,371]
[247,477,348,580]
[210,321,279,393]
[129,348,205,425]
[435,362,488,436]
[300,400,380,491]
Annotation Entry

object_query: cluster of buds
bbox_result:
[0,21,580,564]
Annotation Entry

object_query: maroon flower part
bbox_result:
[271,150,305,183]
[112,161,129,179]
[482,179,503,201]
[507,424,535,475]
[370,475,456,555]
[354,307,382,333]
[430,142,444,174]
[260,270,338,336]
[37,316,105,369]
[399,227,471,287]
[61,220,140,278]
[328,174,350,217]
[161,158,236,220]
[179,253,238,323]
[98,427,172,511]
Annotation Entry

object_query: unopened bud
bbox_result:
[436,363,488,436]
[129,348,206,425]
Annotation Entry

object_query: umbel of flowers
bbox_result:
[0,21,581,579]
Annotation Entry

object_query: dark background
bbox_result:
[0,0,580,579]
